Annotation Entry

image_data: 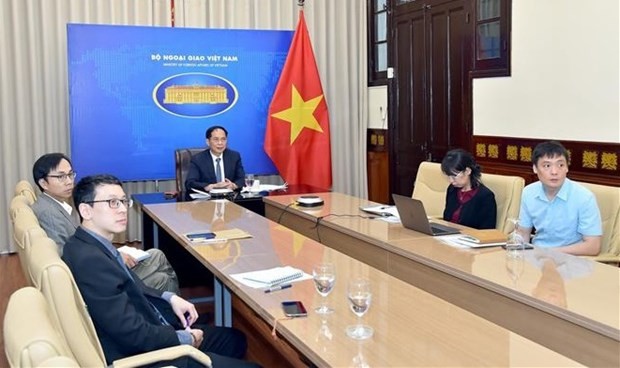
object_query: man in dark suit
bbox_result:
[185,125,245,199]
[62,174,258,367]
[32,153,179,294]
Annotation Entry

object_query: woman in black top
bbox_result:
[441,149,497,229]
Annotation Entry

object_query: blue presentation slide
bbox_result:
[68,24,293,181]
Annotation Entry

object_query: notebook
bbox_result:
[392,194,460,236]
[117,246,151,262]
[459,228,507,246]
[239,266,305,287]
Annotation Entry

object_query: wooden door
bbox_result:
[390,0,472,197]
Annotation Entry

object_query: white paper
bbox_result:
[243,183,288,193]
[118,246,151,261]
[209,188,233,195]
[190,188,211,199]
[360,205,400,219]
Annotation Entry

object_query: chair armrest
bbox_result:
[581,254,620,266]
[113,345,212,368]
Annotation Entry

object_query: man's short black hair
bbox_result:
[205,125,228,139]
[532,141,569,165]
[32,153,72,191]
[73,174,123,221]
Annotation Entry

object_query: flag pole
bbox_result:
[297,0,304,8]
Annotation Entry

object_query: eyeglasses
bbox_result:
[209,137,227,143]
[47,171,77,182]
[447,171,464,180]
[85,198,133,209]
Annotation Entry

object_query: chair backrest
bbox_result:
[14,180,37,205]
[480,172,525,234]
[29,239,107,367]
[12,208,47,286]
[27,239,213,367]
[574,181,620,257]
[174,148,205,193]
[411,162,446,217]
[9,194,33,222]
[3,287,79,368]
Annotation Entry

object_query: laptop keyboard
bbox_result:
[430,223,458,235]
[431,227,451,235]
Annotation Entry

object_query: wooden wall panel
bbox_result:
[367,129,390,203]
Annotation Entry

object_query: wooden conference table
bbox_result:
[264,192,620,367]
[141,199,583,367]
[134,184,325,249]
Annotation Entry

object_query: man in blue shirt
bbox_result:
[518,141,602,255]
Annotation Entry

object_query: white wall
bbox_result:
[368,86,388,129]
[369,0,620,143]
[473,0,619,143]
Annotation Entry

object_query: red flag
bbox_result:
[264,10,332,190]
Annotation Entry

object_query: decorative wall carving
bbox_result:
[472,136,620,186]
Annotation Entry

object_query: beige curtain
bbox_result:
[0,0,367,254]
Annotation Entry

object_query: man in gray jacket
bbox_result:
[32,153,179,294]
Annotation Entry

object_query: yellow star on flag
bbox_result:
[270,84,323,144]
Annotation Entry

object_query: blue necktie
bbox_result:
[215,157,223,182]
[114,250,134,280]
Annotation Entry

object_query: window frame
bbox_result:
[367,0,389,86]
[471,0,512,78]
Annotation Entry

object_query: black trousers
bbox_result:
[149,297,261,368]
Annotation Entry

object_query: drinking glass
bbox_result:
[312,263,335,314]
[244,174,255,190]
[346,278,374,340]
[506,218,525,256]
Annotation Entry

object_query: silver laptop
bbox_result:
[392,194,460,236]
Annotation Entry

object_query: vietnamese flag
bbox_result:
[264,10,332,190]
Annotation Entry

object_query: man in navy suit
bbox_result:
[185,125,245,198]
[62,174,258,367]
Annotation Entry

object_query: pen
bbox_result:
[264,284,292,293]
[190,238,228,243]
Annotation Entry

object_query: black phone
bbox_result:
[186,232,216,241]
[281,301,307,317]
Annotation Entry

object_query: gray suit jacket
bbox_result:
[32,194,80,254]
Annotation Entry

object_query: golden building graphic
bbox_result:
[163,85,229,104]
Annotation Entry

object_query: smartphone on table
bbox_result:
[282,301,308,317]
